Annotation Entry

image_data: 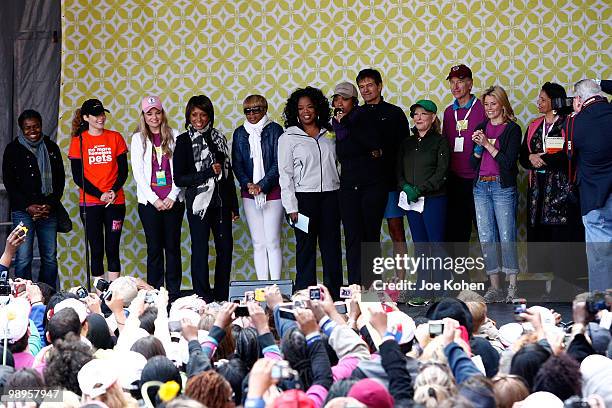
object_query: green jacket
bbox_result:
[397,127,450,197]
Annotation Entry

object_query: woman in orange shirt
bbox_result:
[69,99,128,281]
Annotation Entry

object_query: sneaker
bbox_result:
[483,287,505,303]
[506,285,518,303]
[407,296,430,307]
[396,290,410,304]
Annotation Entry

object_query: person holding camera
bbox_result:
[519,82,586,296]
[231,94,284,281]
[332,81,387,287]
[173,95,239,302]
[2,110,65,288]
[278,86,342,299]
[568,79,612,292]
[69,99,128,283]
[0,226,28,277]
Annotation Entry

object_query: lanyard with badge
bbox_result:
[541,117,563,154]
[154,143,167,187]
[453,97,475,153]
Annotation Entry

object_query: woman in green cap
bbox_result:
[397,99,450,302]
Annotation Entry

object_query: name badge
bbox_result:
[456,119,468,131]
[454,137,464,152]
[546,137,565,154]
[155,170,167,187]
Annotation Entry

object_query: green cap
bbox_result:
[409,99,438,117]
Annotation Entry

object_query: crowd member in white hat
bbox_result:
[78,358,138,407]
[0,297,39,369]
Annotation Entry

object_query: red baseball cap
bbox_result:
[273,389,315,408]
[347,379,394,408]
[446,64,473,80]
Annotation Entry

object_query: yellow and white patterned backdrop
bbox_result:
[57,0,611,289]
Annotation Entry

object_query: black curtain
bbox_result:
[0,0,61,228]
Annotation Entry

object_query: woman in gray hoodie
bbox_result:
[278,87,342,299]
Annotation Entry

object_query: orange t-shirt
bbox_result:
[68,129,128,205]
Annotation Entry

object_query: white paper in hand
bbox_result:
[294,213,309,233]
[398,192,425,213]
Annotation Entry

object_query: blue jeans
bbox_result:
[473,181,519,275]
[582,193,612,292]
[12,210,58,287]
[406,195,450,297]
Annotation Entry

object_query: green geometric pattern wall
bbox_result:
[58,0,611,289]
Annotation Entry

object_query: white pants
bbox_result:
[243,198,284,280]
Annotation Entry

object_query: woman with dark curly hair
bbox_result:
[533,353,582,400]
[278,87,342,297]
[43,333,93,395]
[185,370,235,408]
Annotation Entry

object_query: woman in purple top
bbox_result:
[131,96,184,301]
[470,86,522,303]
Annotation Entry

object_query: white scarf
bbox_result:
[244,115,270,209]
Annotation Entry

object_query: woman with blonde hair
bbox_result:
[131,96,184,301]
[413,362,457,408]
[470,86,522,303]
[492,374,529,408]
[231,95,284,280]
[396,99,450,303]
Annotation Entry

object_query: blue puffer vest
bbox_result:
[231,121,284,194]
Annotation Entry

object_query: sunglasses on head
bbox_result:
[244,106,264,115]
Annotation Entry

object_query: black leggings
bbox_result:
[79,204,126,276]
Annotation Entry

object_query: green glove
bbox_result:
[402,184,420,202]
[402,183,412,196]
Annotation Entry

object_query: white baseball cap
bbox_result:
[78,358,119,398]
[0,298,31,343]
[54,298,88,323]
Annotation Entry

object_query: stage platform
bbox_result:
[399,301,573,327]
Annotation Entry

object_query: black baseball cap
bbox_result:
[81,99,109,116]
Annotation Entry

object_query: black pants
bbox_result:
[445,173,477,243]
[527,217,587,293]
[138,201,185,300]
[339,183,387,285]
[187,205,233,302]
[294,191,342,299]
[79,204,126,276]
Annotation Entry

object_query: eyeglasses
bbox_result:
[244,106,264,115]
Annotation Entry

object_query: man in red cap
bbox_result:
[442,64,487,246]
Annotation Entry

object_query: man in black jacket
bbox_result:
[570,79,612,292]
[2,110,65,287]
[354,69,410,287]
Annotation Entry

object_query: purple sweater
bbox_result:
[479,122,507,177]
[443,97,487,179]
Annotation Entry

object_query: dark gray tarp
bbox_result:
[0,0,60,148]
[0,0,60,247]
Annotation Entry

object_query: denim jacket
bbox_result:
[231,121,283,194]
